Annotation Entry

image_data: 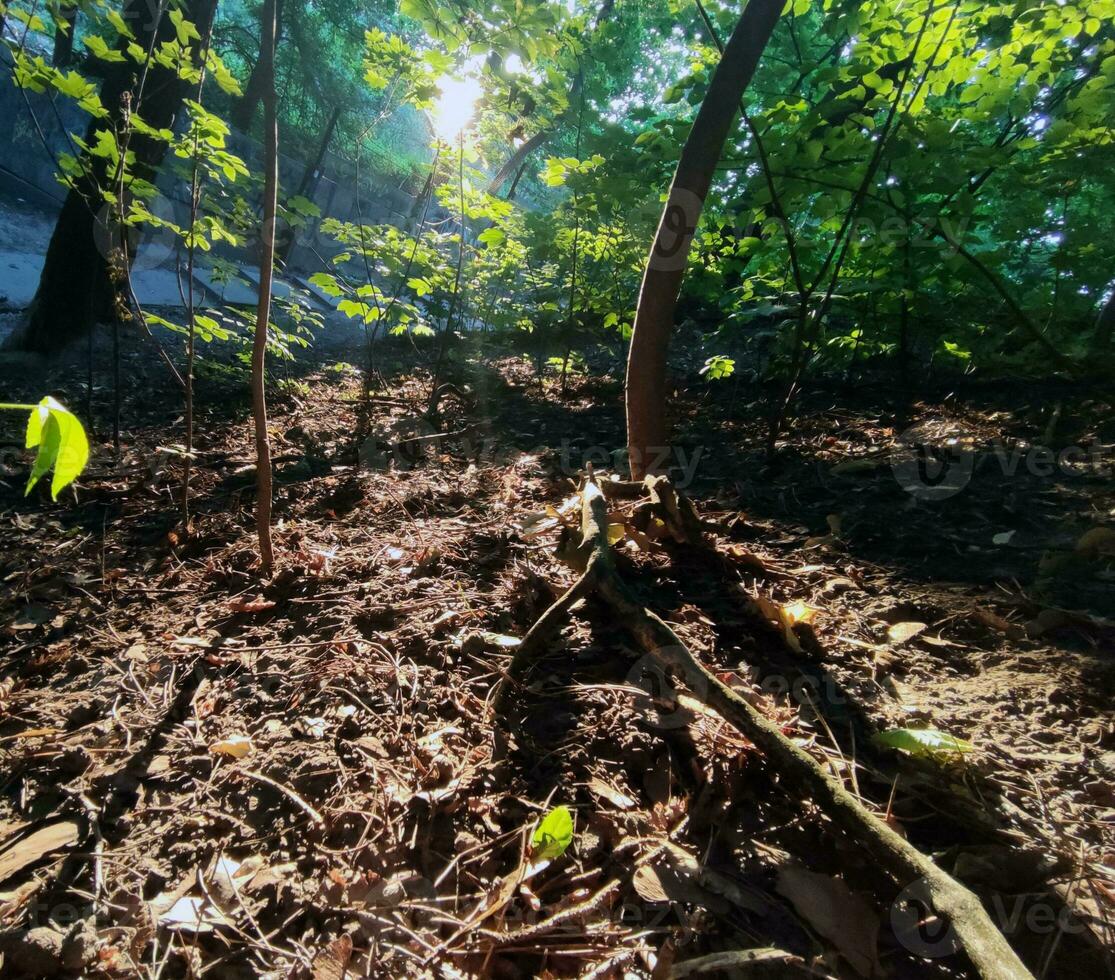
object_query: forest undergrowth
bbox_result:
[0,331,1111,978]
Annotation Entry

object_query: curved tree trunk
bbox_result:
[624,0,783,478]
[488,128,552,194]
[7,0,218,355]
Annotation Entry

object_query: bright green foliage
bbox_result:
[530,805,574,861]
[0,399,90,500]
[364,28,440,107]
[4,0,1113,393]
[701,355,735,380]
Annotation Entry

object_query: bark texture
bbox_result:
[231,0,286,132]
[251,0,279,571]
[624,0,782,477]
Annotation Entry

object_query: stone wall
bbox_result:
[0,64,425,274]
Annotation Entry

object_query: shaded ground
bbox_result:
[0,327,1112,978]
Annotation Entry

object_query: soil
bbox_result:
[0,326,1111,979]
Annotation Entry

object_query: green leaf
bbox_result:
[106,9,135,40]
[286,195,321,218]
[530,805,574,862]
[700,355,735,380]
[23,397,90,500]
[84,35,126,63]
[88,129,120,162]
[168,9,201,45]
[872,728,975,759]
[309,272,344,297]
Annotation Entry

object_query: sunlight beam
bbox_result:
[430,72,482,142]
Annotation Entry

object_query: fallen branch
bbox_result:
[495,476,1034,980]
[668,947,811,978]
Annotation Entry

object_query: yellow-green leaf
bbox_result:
[24,397,90,500]
[530,805,574,862]
[872,728,975,759]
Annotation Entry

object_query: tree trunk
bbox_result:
[7,0,218,354]
[251,0,279,571]
[487,0,614,194]
[52,5,77,67]
[488,128,553,194]
[277,104,340,264]
[231,0,285,132]
[1093,288,1115,353]
[624,0,782,478]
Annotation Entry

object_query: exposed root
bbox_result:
[495,475,1035,980]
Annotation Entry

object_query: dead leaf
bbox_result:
[753,596,819,653]
[6,605,51,632]
[209,736,253,759]
[587,776,636,810]
[228,598,277,614]
[886,621,927,645]
[1076,527,1115,558]
[972,608,1023,641]
[0,821,81,884]
[783,601,819,627]
[158,896,234,933]
[726,544,767,574]
[311,934,353,980]
[634,843,766,916]
[776,865,880,977]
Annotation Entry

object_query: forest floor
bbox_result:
[0,326,1112,979]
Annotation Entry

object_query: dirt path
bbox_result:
[0,335,1111,978]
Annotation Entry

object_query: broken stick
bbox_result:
[494,476,1034,980]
